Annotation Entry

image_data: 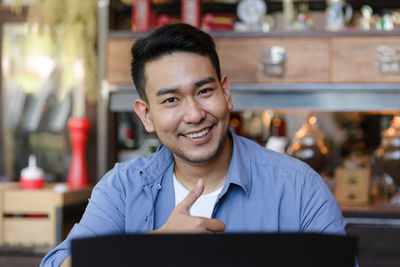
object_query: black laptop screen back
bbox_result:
[72,233,357,267]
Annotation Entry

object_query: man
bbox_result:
[41,23,346,267]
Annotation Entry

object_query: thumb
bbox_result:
[178,179,204,212]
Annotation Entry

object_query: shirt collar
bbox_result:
[140,145,174,186]
[224,130,252,197]
[140,129,252,197]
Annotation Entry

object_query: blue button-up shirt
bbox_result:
[41,131,346,266]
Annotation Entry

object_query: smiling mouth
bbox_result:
[184,127,210,139]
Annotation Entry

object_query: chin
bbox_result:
[169,127,230,165]
[176,150,219,165]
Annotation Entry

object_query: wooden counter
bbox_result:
[342,201,400,227]
[342,201,400,267]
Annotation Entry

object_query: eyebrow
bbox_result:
[194,76,215,87]
[156,88,179,97]
[156,77,216,97]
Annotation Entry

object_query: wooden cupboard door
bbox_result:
[332,37,400,83]
[216,38,330,84]
[108,38,136,84]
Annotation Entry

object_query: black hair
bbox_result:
[131,23,221,103]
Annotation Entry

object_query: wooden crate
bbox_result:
[0,182,92,248]
[334,167,371,206]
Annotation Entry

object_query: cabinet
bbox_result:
[217,37,330,84]
[106,30,400,112]
[332,37,400,83]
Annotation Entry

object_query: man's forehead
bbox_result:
[143,53,217,93]
[146,51,210,68]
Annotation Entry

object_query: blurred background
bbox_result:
[1,0,400,266]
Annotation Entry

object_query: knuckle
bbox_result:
[186,191,195,200]
[194,218,204,228]
[186,191,196,201]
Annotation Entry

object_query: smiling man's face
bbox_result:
[134,52,233,165]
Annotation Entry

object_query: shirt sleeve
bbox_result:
[300,171,360,267]
[300,169,347,235]
[40,165,127,267]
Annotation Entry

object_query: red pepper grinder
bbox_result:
[67,117,90,190]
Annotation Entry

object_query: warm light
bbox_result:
[231,118,240,128]
[74,59,85,80]
[387,128,396,136]
[25,56,55,79]
[296,127,307,138]
[251,116,261,127]
[272,118,281,127]
[2,56,10,78]
[73,58,86,118]
[292,143,301,151]
[393,115,400,128]
[308,115,317,125]
[30,23,40,33]
[261,110,272,128]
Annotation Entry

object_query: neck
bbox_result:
[174,136,233,194]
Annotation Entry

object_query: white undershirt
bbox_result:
[173,173,222,218]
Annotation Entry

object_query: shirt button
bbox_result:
[156,184,162,190]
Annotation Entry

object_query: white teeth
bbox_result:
[185,128,209,139]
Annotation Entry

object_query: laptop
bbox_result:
[72,233,357,267]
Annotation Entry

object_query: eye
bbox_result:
[198,88,213,96]
[162,97,178,104]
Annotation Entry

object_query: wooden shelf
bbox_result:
[0,6,28,23]
[109,28,400,39]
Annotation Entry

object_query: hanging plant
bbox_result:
[11,0,98,102]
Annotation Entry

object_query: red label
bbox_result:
[132,0,151,32]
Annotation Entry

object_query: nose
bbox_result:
[182,97,206,124]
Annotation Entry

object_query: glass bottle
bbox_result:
[265,111,287,153]
[270,112,286,137]
[283,0,295,30]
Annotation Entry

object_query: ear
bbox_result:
[134,99,155,133]
[220,75,233,111]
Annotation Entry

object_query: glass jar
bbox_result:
[287,114,329,173]
[374,115,400,205]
